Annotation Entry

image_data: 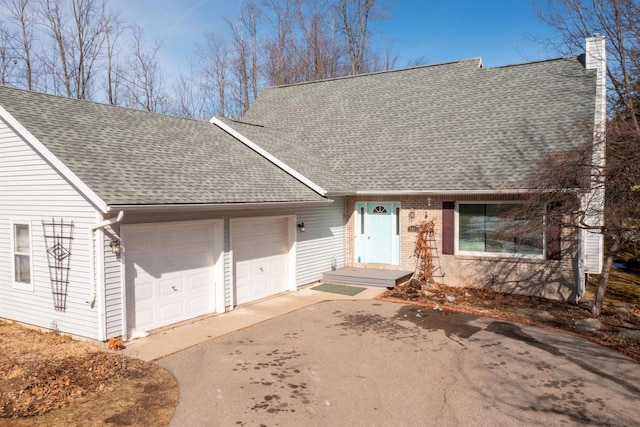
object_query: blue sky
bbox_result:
[111,0,560,80]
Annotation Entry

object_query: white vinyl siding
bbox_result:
[0,119,100,339]
[294,198,345,285]
[584,231,603,273]
[103,223,123,338]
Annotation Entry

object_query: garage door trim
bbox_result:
[120,219,225,337]
[229,215,296,307]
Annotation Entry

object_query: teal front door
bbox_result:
[366,203,393,263]
[355,202,400,265]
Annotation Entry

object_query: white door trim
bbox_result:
[229,215,296,308]
[120,219,224,337]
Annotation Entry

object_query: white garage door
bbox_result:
[232,217,290,305]
[124,221,218,333]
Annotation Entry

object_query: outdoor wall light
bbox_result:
[297,223,306,232]
[408,208,415,222]
[110,239,121,256]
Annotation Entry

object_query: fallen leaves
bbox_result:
[0,320,148,418]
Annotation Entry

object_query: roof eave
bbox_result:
[354,189,532,196]
[353,188,582,196]
[106,199,334,213]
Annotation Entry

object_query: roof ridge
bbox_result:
[484,54,581,70]
[225,119,266,128]
[263,57,484,90]
[0,84,210,126]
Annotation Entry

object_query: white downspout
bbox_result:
[86,211,124,305]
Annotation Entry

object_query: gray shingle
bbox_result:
[219,118,354,193]
[242,56,597,192]
[0,85,325,205]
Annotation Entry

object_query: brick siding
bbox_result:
[345,195,578,301]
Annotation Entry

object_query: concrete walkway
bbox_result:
[122,284,384,361]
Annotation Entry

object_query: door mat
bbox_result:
[311,283,366,296]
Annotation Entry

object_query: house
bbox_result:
[0,37,605,341]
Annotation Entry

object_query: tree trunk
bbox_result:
[591,233,622,316]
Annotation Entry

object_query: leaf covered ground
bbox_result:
[0,320,177,425]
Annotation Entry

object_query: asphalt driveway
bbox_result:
[158,300,640,426]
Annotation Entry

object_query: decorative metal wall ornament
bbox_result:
[42,218,74,311]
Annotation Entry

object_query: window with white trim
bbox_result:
[12,221,33,289]
[458,203,543,256]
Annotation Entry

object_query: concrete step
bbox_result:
[322,267,413,287]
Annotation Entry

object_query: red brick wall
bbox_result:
[344,195,578,301]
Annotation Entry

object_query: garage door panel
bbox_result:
[184,247,214,269]
[188,272,212,291]
[134,307,154,330]
[126,221,218,333]
[125,229,156,249]
[188,298,210,314]
[232,218,291,305]
[125,255,152,280]
[157,251,182,273]
[253,241,271,259]
[236,262,249,279]
[159,276,183,297]
[159,301,185,324]
[269,255,287,274]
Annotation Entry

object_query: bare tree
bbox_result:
[102,5,123,105]
[225,0,262,116]
[532,0,640,315]
[517,122,639,315]
[196,31,231,118]
[40,0,109,99]
[536,0,639,127]
[368,45,398,71]
[262,0,297,86]
[122,25,168,113]
[0,22,16,85]
[172,69,202,119]
[295,0,344,80]
[334,0,385,75]
[243,0,261,102]
[2,0,38,89]
[226,19,250,117]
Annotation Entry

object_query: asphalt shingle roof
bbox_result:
[219,118,354,193]
[241,56,597,193]
[0,85,325,205]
